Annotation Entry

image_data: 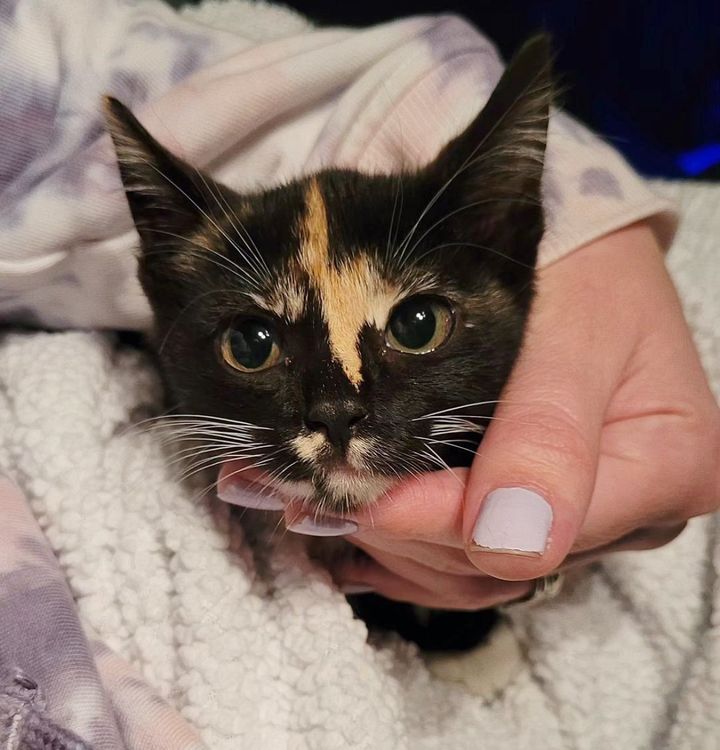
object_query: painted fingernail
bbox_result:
[340,584,375,595]
[217,483,285,511]
[287,516,358,537]
[471,487,552,556]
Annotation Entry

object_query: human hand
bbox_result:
[313,221,720,609]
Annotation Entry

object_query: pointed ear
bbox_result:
[103,96,213,251]
[427,34,553,273]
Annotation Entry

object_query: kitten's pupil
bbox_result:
[392,301,435,349]
[387,297,453,354]
[223,319,279,372]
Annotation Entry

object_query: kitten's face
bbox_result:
[107,37,551,512]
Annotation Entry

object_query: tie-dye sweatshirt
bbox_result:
[0,0,675,331]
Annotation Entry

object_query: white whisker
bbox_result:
[413,400,507,419]
[139,158,266,291]
[422,437,480,459]
[140,229,261,288]
[192,167,272,284]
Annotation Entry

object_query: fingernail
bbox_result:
[340,583,375,595]
[472,487,552,556]
[217,483,285,511]
[287,516,358,537]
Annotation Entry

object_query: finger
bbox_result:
[334,555,530,610]
[574,391,718,551]
[284,469,469,547]
[348,536,483,577]
[569,233,720,550]
[571,439,699,552]
[348,539,476,587]
[463,229,646,581]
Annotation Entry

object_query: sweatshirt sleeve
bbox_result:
[338,16,678,266]
[537,110,677,264]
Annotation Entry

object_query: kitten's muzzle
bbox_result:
[304,400,368,453]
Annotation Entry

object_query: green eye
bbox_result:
[221,319,281,372]
[386,297,454,354]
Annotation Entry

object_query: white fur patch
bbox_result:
[424,620,524,698]
[271,472,392,508]
[291,432,326,463]
[287,433,393,507]
[346,436,374,471]
[292,434,376,470]
[321,472,394,506]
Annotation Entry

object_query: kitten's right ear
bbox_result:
[424,35,553,272]
[103,97,211,247]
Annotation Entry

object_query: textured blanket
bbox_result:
[1,0,719,748]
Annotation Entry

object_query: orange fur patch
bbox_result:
[298,179,400,386]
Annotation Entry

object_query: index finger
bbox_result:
[327,468,468,547]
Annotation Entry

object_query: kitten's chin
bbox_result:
[275,472,396,513]
[217,459,396,512]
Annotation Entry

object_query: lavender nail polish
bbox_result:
[472,487,553,555]
[217,483,285,511]
[287,516,358,537]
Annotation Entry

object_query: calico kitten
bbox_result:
[106,35,551,649]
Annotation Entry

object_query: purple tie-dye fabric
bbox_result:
[0,478,204,750]
[0,669,95,750]
[0,479,116,749]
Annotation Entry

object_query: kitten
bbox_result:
[106,35,551,649]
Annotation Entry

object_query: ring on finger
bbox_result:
[500,572,565,610]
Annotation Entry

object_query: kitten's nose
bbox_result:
[305,400,368,451]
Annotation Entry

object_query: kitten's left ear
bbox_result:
[427,34,554,272]
[103,97,214,248]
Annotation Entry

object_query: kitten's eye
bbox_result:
[386,297,454,354]
[221,318,281,372]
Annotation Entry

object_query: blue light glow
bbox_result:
[678,144,720,176]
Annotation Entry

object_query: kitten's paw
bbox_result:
[423,619,523,699]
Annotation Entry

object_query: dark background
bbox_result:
[170,0,720,180]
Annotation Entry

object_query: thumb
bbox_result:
[462,246,631,581]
